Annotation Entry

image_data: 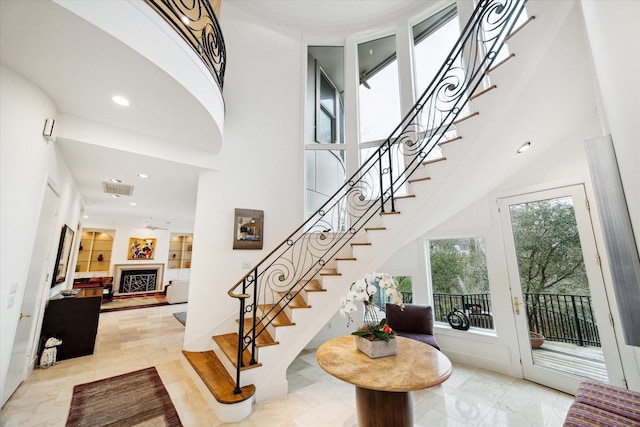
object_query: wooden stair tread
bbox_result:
[319,269,341,276]
[485,53,515,75]
[365,227,386,231]
[350,242,372,246]
[453,111,479,125]
[236,318,278,347]
[259,304,295,326]
[301,279,325,292]
[213,333,262,370]
[408,176,431,184]
[380,211,401,215]
[438,135,462,146]
[182,350,255,404]
[277,291,311,308]
[422,157,447,166]
[394,194,415,200]
[470,84,497,101]
[505,15,535,42]
[335,257,357,261]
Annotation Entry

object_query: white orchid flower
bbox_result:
[346,291,360,301]
[344,301,358,313]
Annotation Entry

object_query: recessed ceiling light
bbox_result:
[517,141,531,154]
[138,173,149,179]
[130,202,137,206]
[111,194,120,198]
[110,178,122,183]
[112,95,130,107]
[83,215,89,219]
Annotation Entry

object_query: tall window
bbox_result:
[358,34,401,144]
[427,237,494,330]
[412,5,459,98]
[306,46,346,225]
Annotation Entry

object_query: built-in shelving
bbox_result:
[168,234,193,269]
[76,230,114,273]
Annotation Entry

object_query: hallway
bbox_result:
[1,304,574,426]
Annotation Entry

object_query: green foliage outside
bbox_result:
[429,238,489,294]
[394,276,413,294]
[510,198,588,295]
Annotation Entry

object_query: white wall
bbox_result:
[0,66,83,405]
[580,0,640,241]
[184,4,305,349]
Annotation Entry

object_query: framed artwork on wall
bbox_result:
[233,208,264,250]
[51,224,75,288]
[128,237,156,260]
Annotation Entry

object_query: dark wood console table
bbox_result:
[39,290,102,361]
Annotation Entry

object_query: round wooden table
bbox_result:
[316,335,452,427]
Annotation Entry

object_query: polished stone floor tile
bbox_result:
[1,304,570,426]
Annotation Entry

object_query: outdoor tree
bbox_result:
[510,198,588,295]
[429,240,464,294]
[429,238,488,294]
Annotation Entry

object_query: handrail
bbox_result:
[228,0,528,394]
[144,0,226,90]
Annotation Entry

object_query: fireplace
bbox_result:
[114,264,164,295]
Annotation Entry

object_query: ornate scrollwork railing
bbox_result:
[145,0,226,89]
[227,0,527,393]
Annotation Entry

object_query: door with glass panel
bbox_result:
[499,185,625,393]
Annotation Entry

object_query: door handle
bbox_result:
[513,297,520,315]
[19,313,31,319]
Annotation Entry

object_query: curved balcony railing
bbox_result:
[227,0,527,393]
[145,0,226,89]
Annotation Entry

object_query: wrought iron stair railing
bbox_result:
[227,0,528,394]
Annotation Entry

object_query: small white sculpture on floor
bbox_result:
[40,337,62,369]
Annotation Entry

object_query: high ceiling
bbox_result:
[227,0,430,33]
[0,0,218,232]
[0,0,436,232]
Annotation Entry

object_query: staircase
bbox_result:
[182,0,541,421]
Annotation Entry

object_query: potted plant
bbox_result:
[339,272,405,358]
[530,331,545,348]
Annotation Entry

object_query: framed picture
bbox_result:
[233,208,263,250]
[51,224,75,287]
[128,237,156,260]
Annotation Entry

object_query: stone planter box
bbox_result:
[355,336,397,358]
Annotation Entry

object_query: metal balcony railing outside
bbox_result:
[525,292,601,347]
[432,291,601,347]
[433,292,495,329]
[227,0,528,394]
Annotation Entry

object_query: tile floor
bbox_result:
[0,304,574,426]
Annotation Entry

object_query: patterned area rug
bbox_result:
[100,292,168,313]
[66,367,182,427]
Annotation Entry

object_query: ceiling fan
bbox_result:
[139,217,169,231]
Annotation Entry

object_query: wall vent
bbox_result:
[102,182,134,196]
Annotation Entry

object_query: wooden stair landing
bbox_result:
[182,350,255,404]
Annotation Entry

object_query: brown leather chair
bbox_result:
[385,303,440,350]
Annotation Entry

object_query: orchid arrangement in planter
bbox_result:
[339,272,405,342]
